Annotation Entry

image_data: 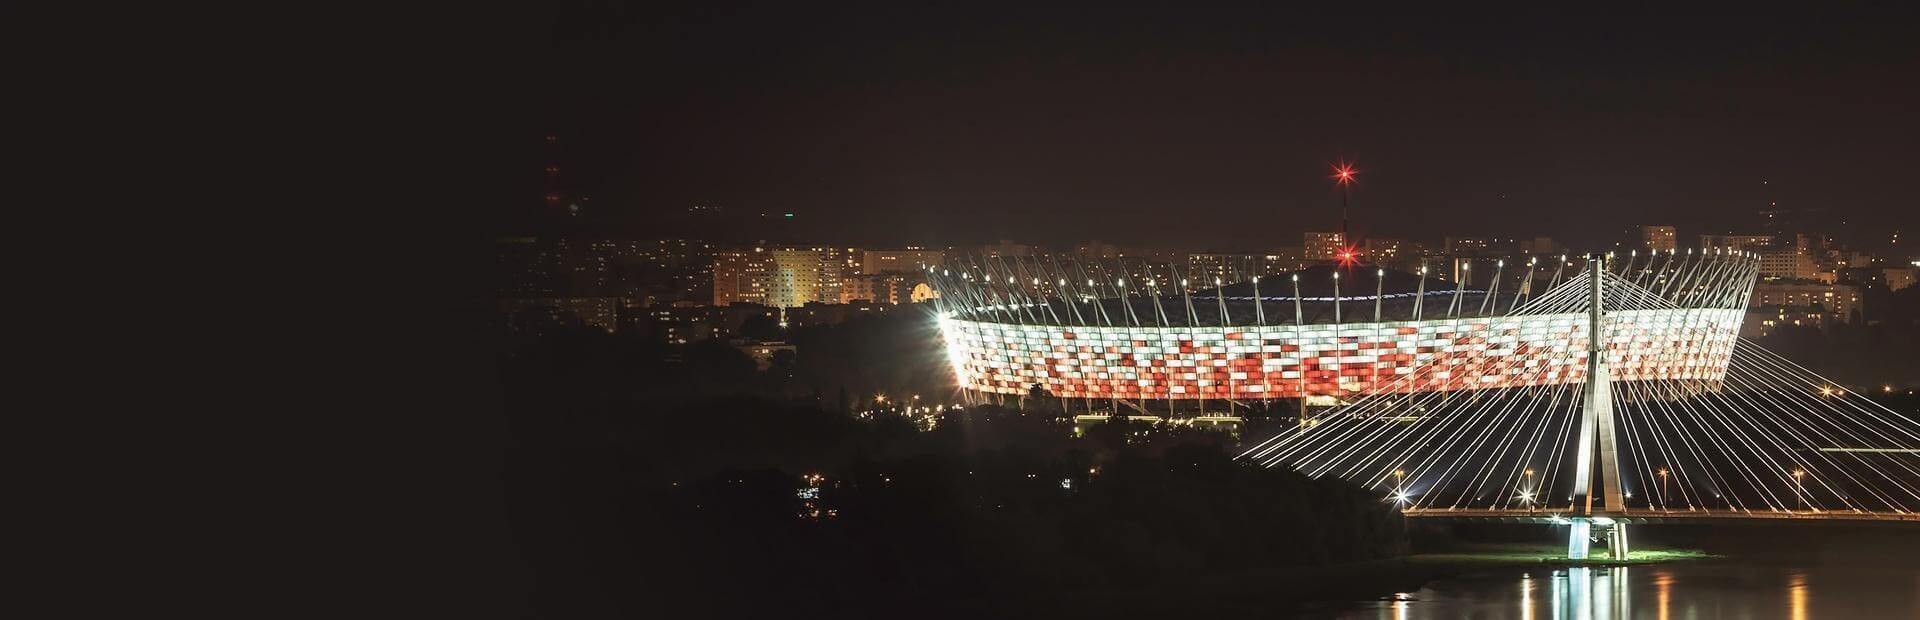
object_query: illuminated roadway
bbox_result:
[1400,507,1920,524]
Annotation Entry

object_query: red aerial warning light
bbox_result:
[1337,247,1359,268]
[1331,162,1358,186]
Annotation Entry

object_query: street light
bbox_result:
[1793,470,1806,511]
[1657,469,1670,510]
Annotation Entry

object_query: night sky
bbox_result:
[541,4,1918,251]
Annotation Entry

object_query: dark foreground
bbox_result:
[501,319,1920,618]
[1036,523,1920,619]
[1291,523,1920,619]
[1033,544,1709,618]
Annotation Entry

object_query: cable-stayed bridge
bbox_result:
[1235,255,1920,558]
[928,249,1920,559]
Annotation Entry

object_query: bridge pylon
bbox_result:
[1568,255,1629,560]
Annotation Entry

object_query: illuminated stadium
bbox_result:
[927,251,1760,409]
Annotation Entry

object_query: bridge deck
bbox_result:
[1401,507,1920,524]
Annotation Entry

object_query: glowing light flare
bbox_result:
[934,315,973,385]
[1336,247,1359,268]
[1330,161,1359,186]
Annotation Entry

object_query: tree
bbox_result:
[1025,383,1062,415]
[739,313,783,341]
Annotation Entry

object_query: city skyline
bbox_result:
[536,6,1918,251]
[484,7,1920,618]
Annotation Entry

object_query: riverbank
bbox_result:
[1029,543,1711,619]
[1410,542,1714,568]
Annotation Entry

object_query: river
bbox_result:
[1298,559,1920,619]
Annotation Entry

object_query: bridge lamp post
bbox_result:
[1523,469,1535,507]
[1793,470,1806,512]
[1657,469,1670,511]
[1394,469,1406,504]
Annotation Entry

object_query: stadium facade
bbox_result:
[928,251,1759,402]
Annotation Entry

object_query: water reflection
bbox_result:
[1328,560,1919,619]
[1653,570,1671,620]
[1546,567,1628,620]
[1520,572,1532,620]
[1787,571,1807,620]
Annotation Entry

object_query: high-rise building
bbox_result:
[1751,281,1862,324]
[861,248,946,274]
[712,248,775,306]
[497,237,559,297]
[1528,237,1558,254]
[714,246,865,308]
[1304,232,1344,261]
[839,273,931,304]
[1263,247,1308,274]
[1742,306,1831,338]
[768,248,852,308]
[1445,237,1519,256]
[500,297,624,332]
[496,236,640,298]
[1757,249,1819,280]
[1187,253,1256,285]
[1884,266,1916,292]
[1362,238,1405,260]
[841,274,879,304]
[979,240,1033,258]
[1361,239,1433,272]
[1700,234,1776,252]
[658,240,717,304]
[1640,225,1678,252]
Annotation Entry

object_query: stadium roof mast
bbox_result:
[1332,161,1359,270]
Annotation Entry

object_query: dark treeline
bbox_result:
[1753,282,1920,391]
[502,315,1405,618]
[505,307,957,409]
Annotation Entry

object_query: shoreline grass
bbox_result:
[1410,542,1717,569]
[1042,543,1714,618]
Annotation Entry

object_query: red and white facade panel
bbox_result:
[939,308,1742,398]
